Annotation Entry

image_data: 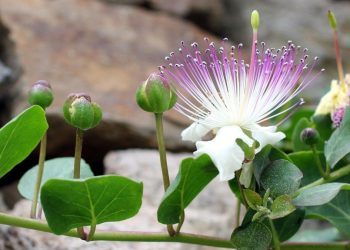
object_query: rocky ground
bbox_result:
[0,0,349,249]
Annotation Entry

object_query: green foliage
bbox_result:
[289,149,350,238]
[228,177,242,202]
[325,108,350,168]
[289,227,342,243]
[260,160,303,198]
[0,106,48,178]
[293,183,350,207]
[157,154,218,224]
[41,175,143,235]
[306,191,350,238]
[253,145,292,185]
[231,221,272,250]
[243,189,262,210]
[288,151,323,186]
[269,195,295,219]
[18,157,94,200]
[273,208,305,242]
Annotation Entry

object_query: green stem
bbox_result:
[176,211,185,234]
[0,212,349,249]
[154,113,175,236]
[293,164,350,197]
[0,212,231,248]
[30,132,47,219]
[74,128,84,179]
[311,145,327,179]
[87,223,96,241]
[74,128,86,239]
[154,113,171,191]
[269,218,280,250]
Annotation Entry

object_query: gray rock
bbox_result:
[0,17,22,125]
[0,0,222,175]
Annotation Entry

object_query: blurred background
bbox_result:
[0,0,349,249]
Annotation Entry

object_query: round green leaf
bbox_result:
[41,175,143,235]
[231,221,272,250]
[18,157,94,200]
[260,160,303,198]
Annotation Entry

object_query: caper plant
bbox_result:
[1,10,350,250]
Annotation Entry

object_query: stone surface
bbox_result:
[232,0,350,99]
[0,17,22,125]
[0,0,222,178]
[104,0,350,99]
[3,149,236,250]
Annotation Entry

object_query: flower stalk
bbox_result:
[154,113,176,236]
[328,11,345,86]
[74,128,84,179]
[30,132,47,219]
[73,128,86,239]
[269,218,281,250]
[28,80,53,219]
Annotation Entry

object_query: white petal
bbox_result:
[246,124,285,152]
[181,122,212,142]
[193,125,253,181]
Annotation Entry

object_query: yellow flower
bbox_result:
[315,74,350,116]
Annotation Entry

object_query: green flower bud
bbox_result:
[136,73,177,113]
[251,10,260,31]
[300,128,320,146]
[63,93,102,130]
[28,80,54,109]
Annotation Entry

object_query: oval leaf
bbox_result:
[306,191,350,238]
[157,154,218,224]
[0,105,48,178]
[18,157,94,200]
[260,160,303,198]
[325,108,350,168]
[269,195,295,219]
[231,221,272,250]
[293,182,350,207]
[41,175,143,235]
[243,189,262,210]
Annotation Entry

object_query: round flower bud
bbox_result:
[28,80,54,109]
[63,93,102,130]
[136,73,177,113]
[300,128,320,146]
